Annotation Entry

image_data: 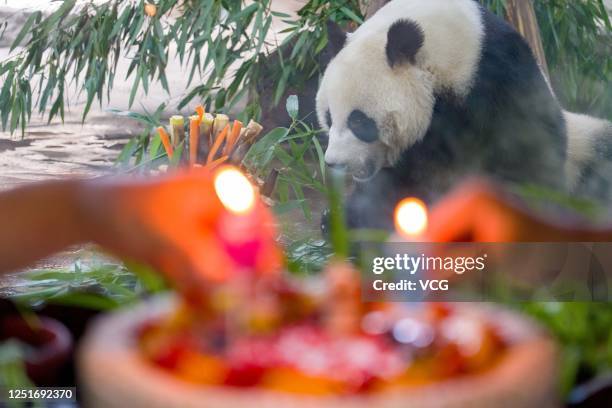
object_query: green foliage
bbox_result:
[536,0,612,118]
[285,238,334,274]
[244,95,328,220]
[0,341,40,408]
[522,302,612,395]
[111,102,169,168]
[0,0,362,135]
[513,183,605,220]
[480,0,612,119]
[325,168,350,258]
[9,260,166,310]
[260,0,362,109]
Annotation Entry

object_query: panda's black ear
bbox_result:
[386,19,424,68]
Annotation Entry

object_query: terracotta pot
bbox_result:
[79,296,560,408]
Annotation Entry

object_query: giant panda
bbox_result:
[564,111,612,201]
[316,0,607,230]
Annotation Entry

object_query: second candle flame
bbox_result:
[394,197,428,238]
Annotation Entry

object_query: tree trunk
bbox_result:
[360,0,390,19]
[505,0,550,78]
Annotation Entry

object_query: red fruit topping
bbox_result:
[224,362,266,387]
[153,341,190,370]
[428,303,453,323]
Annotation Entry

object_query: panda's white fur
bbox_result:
[564,111,612,194]
[348,0,484,95]
[317,0,484,179]
[543,69,612,197]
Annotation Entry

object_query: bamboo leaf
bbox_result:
[286,95,299,119]
[10,11,41,51]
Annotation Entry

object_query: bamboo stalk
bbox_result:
[169,115,185,148]
[212,114,230,140]
[200,113,215,148]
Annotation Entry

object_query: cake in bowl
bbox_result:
[79,263,558,408]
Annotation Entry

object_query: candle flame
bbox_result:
[214,166,255,215]
[394,197,428,238]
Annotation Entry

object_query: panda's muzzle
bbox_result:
[324,160,347,170]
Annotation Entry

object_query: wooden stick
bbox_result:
[207,124,230,164]
[189,115,201,167]
[156,126,174,159]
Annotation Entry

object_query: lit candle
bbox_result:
[387,197,429,303]
[212,165,281,336]
[212,165,281,274]
[390,197,429,241]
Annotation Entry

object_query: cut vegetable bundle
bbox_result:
[156,105,263,169]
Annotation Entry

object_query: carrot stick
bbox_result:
[223,120,243,156]
[195,105,205,121]
[157,126,174,159]
[189,115,200,167]
[206,155,228,169]
[207,124,230,164]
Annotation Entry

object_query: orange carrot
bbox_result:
[157,126,174,159]
[206,155,228,169]
[195,105,205,121]
[189,116,201,167]
[223,120,243,156]
[207,124,230,164]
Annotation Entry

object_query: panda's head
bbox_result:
[317,19,435,181]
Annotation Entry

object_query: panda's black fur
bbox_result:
[340,4,567,231]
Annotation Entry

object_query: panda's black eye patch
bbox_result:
[347,110,379,143]
[325,110,332,128]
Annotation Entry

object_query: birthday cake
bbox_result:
[78,263,558,408]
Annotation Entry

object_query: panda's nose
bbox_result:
[325,160,346,170]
